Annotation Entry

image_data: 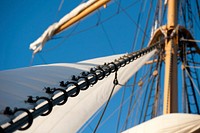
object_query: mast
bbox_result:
[163,0,178,114]
[54,0,110,35]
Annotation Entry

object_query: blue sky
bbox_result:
[0,0,146,70]
[0,0,199,132]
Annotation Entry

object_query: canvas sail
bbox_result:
[122,113,200,133]
[0,50,156,132]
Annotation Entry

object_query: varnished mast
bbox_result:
[54,0,110,35]
[163,0,178,114]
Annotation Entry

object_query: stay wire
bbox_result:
[120,75,153,132]
[130,0,145,51]
[195,0,200,21]
[98,79,147,130]
[140,0,154,49]
[100,19,116,54]
[138,52,158,124]
[116,86,126,133]
[93,71,119,133]
[113,0,150,40]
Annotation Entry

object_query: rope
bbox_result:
[185,65,200,69]
[113,0,150,40]
[184,65,200,95]
[120,75,153,132]
[116,86,125,133]
[180,38,200,43]
[93,71,118,133]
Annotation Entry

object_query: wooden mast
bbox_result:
[163,0,178,114]
[54,0,110,35]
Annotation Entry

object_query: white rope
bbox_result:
[185,65,200,69]
[180,38,200,43]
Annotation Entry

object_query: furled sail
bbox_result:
[0,50,156,132]
[122,113,200,133]
[29,0,110,54]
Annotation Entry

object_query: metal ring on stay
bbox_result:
[66,82,80,97]
[87,73,98,85]
[36,97,53,116]
[95,67,105,80]
[13,108,33,130]
[101,64,111,77]
[108,62,118,73]
[53,88,68,105]
[78,76,90,90]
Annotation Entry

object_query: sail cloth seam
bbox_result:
[1,43,159,132]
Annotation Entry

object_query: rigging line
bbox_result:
[54,0,65,22]
[113,0,150,40]
[151,0,160,27]
[180,38,200,43]
[29,53,47,67]
[130,0,145,51]
[95,10,116,54]
[100,22,116,54]
[38,53,47,64]
[116,0,122,13]
[116,86,126,133]
[160,0,167,25]
[190,9,200,33]
[120,75,153,132]
[78,106,104,133]
[118,68,151,87]
[131,66,153,126]
[93,72,118,133]
[43,21,80,52]
[122,14,160,126]
[195,0,200,21]
[98,82,145,130]
[157,60,163,116]
[53,0,140,41]
[181,44,190,113]
[186,0,194,33]
[183,61,200,113]
[97,59,159,130]
[142,58,158,121]
[185,65,200,69]
[124,73,138,129]
[180,0,187,28]
[138,52,158,124]
[190,52,200,89]
[181,62,188,113]
[184,64,200,95]
[95,9,116,54]
[151,52,162,117]
[140,0,154,49]
[187,60,200,65]
[128,67,153,129]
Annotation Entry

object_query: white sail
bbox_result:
[122,113,200,133]
[0,50,156,132]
